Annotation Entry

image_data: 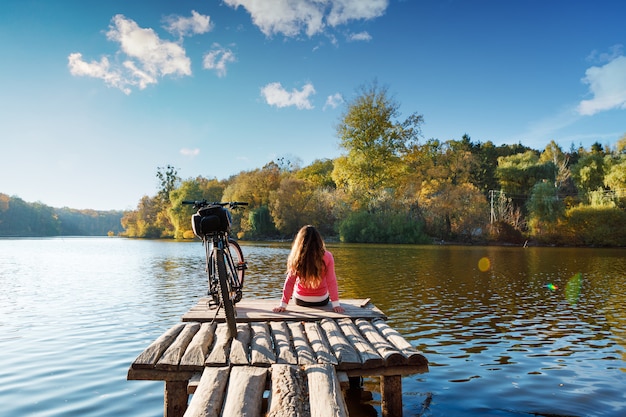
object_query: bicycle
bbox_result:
[182,200,248,338]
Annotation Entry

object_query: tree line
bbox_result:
[121,82,626,246]
[0,193,124,237]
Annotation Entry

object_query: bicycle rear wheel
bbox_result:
[226,238,246,303]
[214,245,237,338]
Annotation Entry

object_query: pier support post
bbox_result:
[164,380,188,417]
[380,375,402,417]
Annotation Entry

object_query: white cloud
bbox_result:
[324,93,343,110]
[347,31,372,42]
[578,54,626,116]
[223,0,388,37]
[180,148,200,157]
[164,10,212,38]
[68,15,191,93]
[203,44,236,77]
[261,82,316,109]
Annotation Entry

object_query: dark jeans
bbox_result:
[295,297,329,307]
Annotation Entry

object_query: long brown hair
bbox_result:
[287,225,326,288]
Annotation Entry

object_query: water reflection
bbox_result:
[1,238,624,417]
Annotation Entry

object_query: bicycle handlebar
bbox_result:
[182,200,249,209]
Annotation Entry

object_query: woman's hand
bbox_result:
[273,306,286,313]
[333,305,345,313]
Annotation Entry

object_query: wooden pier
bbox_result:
[127,299,428,417]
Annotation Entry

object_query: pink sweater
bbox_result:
[280,251,340,308]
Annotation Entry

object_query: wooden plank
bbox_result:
[344,365,429,378]
[270,321,297,365]
[337,318,383,369]
[250,322,275,366]
[372,319,428,366]
[180,322,216,371]
[305,363,349,417]
[205,324,231,366]
[288,321,316,365]
[229,323,251,365]
[320,318,361,370]
[221,366,268,417]
[157,322,202,371]
[355,319,407,367]
[267,364,308,417]
[182,298,386,322]
[304,322,337,366]
[183,366,230,417]
[131,323,186,369]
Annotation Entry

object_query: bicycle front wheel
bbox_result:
[214,245,237,338]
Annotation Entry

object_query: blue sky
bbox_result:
[1,0,625,210]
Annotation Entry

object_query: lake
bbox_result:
[1,237,625,416]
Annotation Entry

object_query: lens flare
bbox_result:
[478,257,491,272]
[545,283,558,291]
[565,272,582,305]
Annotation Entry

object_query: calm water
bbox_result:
[1,238,625,417]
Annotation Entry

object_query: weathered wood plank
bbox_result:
[165,380,189,417]
[132,323,186,369]
[229,323,251,365]
[182,298,386,322]
[157,322,202,371]
[250,322,275,366]
[183,366,230,417]
[305,363,349,417]
[221,366,268,417]
[303,321,337,366]
[355,318,407,367]
[337,318,383,369]
[320,318,361,370]
[267,364,308,417]
[372,319,428,365]
[205,324,231,366]
[180,322,216,371]
[288,321,316,366]
[270,321,297,365]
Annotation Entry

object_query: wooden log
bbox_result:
[205,324,231,366]
[158,322,202,371]
[267,364,308,417]
[303,322,337,365]
[165,380,189,417]
[229,323,251,365]
[320,319,361,370]
[305,363,349,417]
[132,323,187,369]
[270,321,297,365]
[180,323,216,371]
[355,319,407,367]
[221,366,268,417]
[372,319,428,365]
[183,366,230,417]
[380,375,403,417]
[250,322,275,366]
[336,318,383,369]
[288,321,316,365]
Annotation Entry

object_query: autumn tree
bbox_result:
[332,81,423,209]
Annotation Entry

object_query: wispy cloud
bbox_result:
[347,31,372,42]
[223,0,388,37]
[68,13,211,94]
[324,93,343,110]
[163,10,213,38]
[578,46,626,116]
[180,148,200,157]
[261,82,316,109]
[203,43,236,77]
